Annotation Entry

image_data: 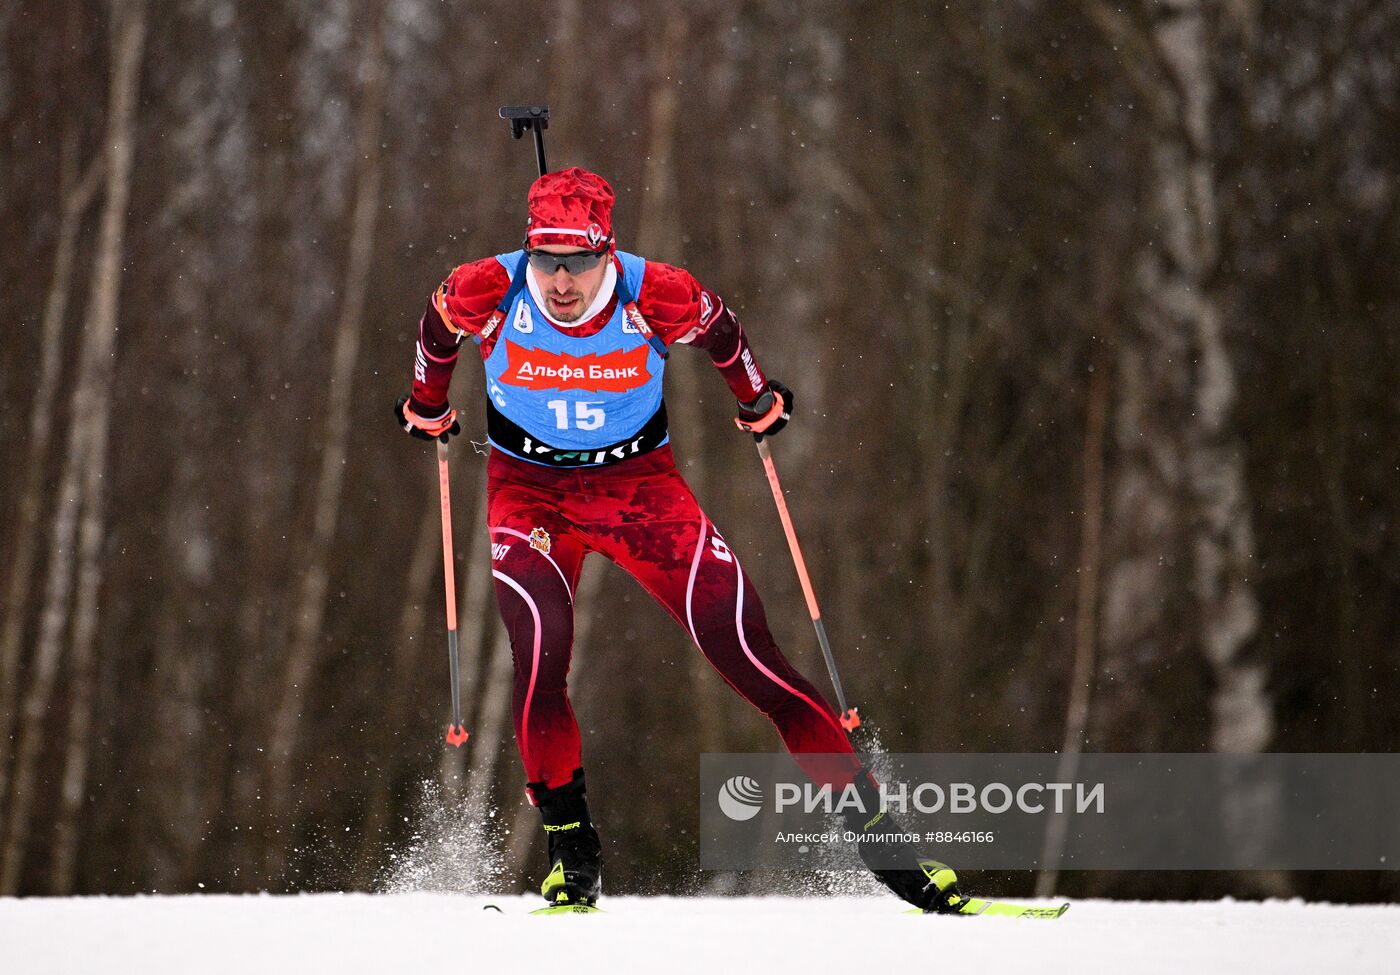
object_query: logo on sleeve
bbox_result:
[481,310,504,342]
[622,304,649,335]
[741,348,763,393]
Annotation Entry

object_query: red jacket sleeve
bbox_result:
[637,262,769,403]
[409,258,510,413]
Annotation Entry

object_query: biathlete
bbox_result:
[395,167,960,913]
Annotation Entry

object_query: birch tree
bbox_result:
[0,138,102,804]
[1,0,146,895]
[1092,0,1269,753]
[265,0,390,880]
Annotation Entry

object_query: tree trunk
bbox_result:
[265,1,389,883]
[50,379,111,894]
[1036,342,1110,897]
[0,141,103,804]
[129,3,250,892]
[1148,1,1286,897]
[1092,0,1269,757]
[1153,2,1269,758]
[0,0,146,896]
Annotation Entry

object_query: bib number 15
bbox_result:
[547,399,606,431]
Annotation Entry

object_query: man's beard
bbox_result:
[547,291,585,322]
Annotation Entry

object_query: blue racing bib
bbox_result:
[481,250,669,466]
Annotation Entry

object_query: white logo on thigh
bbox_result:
[491,543,511,562]
[718,776,763,821]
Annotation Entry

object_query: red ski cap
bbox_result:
[525,167,615,251]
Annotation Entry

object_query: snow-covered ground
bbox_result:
[3,894,1397,974]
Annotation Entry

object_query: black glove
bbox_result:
[395,393,461,443]
[734,380,793,441]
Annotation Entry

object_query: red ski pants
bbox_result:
[485,445,859,794]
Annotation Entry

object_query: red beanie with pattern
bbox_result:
[525,167,615,251]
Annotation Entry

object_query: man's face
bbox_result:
[526,244,610,323]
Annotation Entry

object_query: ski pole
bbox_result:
[499,105,550,177]
[754,438,860,732]
[437,439,469,747]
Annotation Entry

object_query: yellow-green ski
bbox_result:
[906,897,1069,919]
[530,903,604,915]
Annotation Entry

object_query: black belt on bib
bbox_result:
[486,399,670,468]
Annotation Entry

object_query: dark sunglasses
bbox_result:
[525,248,610,275]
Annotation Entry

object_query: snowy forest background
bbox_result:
[2,0,1397,902]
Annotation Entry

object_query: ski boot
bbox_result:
[844,772,966,914]
[530,768,603,915]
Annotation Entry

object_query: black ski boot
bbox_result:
[531,768,603,912]
[844,772,966,914]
